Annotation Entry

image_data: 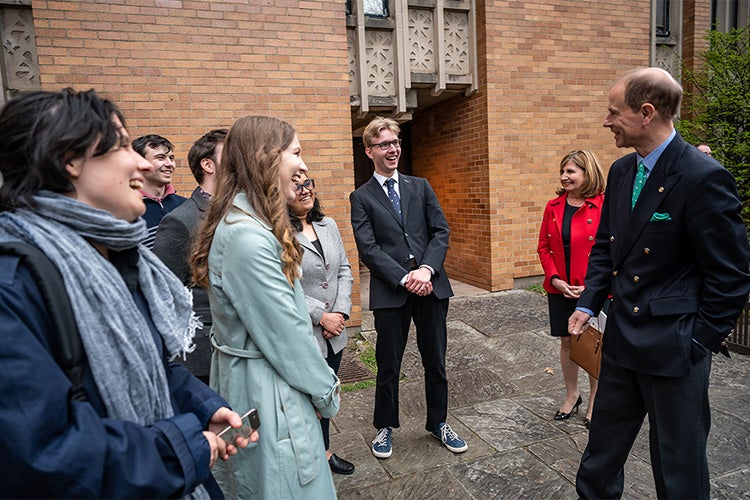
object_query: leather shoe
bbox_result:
[328,453,355,475]
[584,418,591,429]
[554,395,583,421]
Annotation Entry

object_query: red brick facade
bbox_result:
[28,0,714,324]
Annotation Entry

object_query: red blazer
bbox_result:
[537,192,604,295]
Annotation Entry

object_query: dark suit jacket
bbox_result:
[350,174,453,310]
[578,133,750,377]
[153,187,211,378]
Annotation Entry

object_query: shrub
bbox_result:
[677,25,750,229]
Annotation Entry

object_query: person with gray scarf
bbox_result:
[0,89,256,498]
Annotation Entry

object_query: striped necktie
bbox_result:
[631,161,646,209]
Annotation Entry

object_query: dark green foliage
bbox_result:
[677,26,750,229]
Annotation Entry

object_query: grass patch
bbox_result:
[340,334,407,393]
[342,379,376,392]
[526,283,547,296]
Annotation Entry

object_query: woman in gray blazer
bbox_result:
[288,173,355,475]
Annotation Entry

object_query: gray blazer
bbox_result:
[296,217,353,357]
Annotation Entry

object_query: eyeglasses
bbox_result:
[295,179,315,191]
[370,139,402,151]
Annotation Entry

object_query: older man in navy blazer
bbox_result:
[569,68,750,498]
[350,116,467,459]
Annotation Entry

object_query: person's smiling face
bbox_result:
[603,81,644,149]
[289,172,315,217]
[278,134,308,202]
[66,116,153,221]
[559,160,586,197]
[365,128,401,177]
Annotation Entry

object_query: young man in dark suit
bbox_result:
[568,67,750,498]
[350,116,467,459]
[153,129,226,384]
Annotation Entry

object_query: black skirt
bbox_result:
[547,293,578,337]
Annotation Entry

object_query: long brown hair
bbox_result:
[190,116,302,287]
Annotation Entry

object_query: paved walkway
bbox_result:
[329,276,750,499]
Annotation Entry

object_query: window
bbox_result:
[345,0,389,18]
[712,0,750,31]
[656,0,670,37]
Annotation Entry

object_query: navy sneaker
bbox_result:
[431,422,468,453]
[371,427,393,458]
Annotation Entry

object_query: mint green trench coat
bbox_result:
[208,194,340,499]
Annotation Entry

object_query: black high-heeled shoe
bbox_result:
[584,418,591,429]
[554,395,583,420]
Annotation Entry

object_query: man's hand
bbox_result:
[568,310,592,336]
[404,267,433,296]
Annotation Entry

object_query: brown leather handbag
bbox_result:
[570,323,603,379]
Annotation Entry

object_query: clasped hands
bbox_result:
[405,266,433,296]
[551,277,584,299]
[320,311,346,339]
[203,407,260,469]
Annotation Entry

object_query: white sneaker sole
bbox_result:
[431,432,468,453]
[371,446,392,458]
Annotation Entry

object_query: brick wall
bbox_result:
[412,0,651,291]
[30,0,363,320]
[28,0,701,317]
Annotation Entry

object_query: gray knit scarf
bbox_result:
[0,191,209,499]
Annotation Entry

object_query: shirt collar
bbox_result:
[637,128,676,173]
[373,170,400,186]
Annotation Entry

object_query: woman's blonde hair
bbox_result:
[190,115,302,287]
[555,150,606,198]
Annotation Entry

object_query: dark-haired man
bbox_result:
[133,134,186,248]
[153,129,227,384]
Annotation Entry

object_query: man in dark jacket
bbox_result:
[154,129,227,384]
[133,134,186,248]
[569,67,750,499]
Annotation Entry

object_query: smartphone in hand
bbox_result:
[217,408,260,444]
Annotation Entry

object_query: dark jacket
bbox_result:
[140,186,186,249]
[0,249,226,498]
[577,133,750,377]
[153,187,211,379]
[350,173,453,310]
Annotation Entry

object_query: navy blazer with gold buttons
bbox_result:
[577,133,750,377]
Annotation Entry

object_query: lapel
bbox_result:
[297,219,329,261]
[613,136,684,266]
[399,175,412,225]
[364,175,404,227]
[551,195,566,236]
[191,187,210,212]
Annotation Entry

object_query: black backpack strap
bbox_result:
[0,241,86,401]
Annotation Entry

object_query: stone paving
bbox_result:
[329,278,750,499]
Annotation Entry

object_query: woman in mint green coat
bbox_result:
[191,116,340,499]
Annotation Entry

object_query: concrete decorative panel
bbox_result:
[366,29,395,96]
[409,8,435,74]
[1,6,40,92]
[445,11,470,75]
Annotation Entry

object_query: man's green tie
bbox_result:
[631,161,646,208]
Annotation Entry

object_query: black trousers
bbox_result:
[372,293,449,432]
[319,339,342,450]
[576,349,712,499]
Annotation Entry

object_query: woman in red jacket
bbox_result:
[538,150,605,428]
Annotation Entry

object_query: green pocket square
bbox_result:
[650,212,672,221]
